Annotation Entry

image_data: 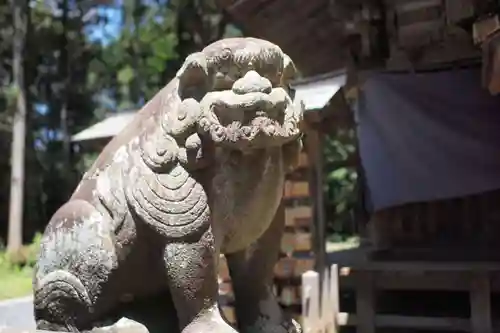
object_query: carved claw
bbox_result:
[168,98,203,138]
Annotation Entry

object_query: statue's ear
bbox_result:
[281,54,298,84]
[176,52,209,99]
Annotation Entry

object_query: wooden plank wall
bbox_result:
[218,149,315,326]
[368,188,500,259]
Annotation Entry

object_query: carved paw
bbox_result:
[182,309,238,333]
[183,322,237,333]
[85,317,150,333]
[242,318,302,333]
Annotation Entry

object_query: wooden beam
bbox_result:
[253,0,327,45]
[326,248,500,271]
[292,39,347,75]
[339,270,500,292]
[337,313,472,331]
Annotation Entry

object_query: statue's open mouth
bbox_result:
[197,87,303,150]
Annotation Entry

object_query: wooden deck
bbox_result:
[316,247,500,333]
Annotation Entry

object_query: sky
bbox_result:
[86,5,123,46]
[86,0,170,45]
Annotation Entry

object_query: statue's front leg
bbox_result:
[226,202,302,333]
[164,227,237,333]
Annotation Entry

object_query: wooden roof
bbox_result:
[217,0,349,76]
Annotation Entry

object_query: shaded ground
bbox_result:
[0,297,35,330]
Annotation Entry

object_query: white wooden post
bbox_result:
[321,266,334,333]
[330,264,340,333]
[302,270,320,333]
[302,264,340,333]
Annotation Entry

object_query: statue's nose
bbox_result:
[232,70,272,95]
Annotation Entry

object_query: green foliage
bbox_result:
[117,65,135,85]
[1,83,19,107]
[75,151,100,175]
[323,128,359,237]
[24,232,42,267]
[0,233,41,300]
[90,1,181,108]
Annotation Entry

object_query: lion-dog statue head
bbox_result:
[170,37,304,168]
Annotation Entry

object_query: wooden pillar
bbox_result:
[304,127,326,274]
[356,270,375,333]
[470,271,492,333]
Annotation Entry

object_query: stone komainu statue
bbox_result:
[33,37,305,333]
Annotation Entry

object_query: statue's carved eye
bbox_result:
[216,48,233,76]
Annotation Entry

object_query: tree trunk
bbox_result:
[60,0,72,198]
[7,0,28,256]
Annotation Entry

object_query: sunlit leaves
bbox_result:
[146,56,165,73]
[151,34,177,60]
[117,65,134,84]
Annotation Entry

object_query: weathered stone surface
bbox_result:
[0,317,149,333]
[31,37,304,333]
